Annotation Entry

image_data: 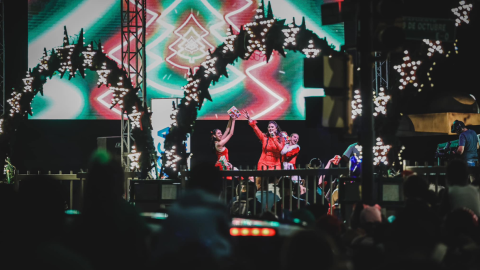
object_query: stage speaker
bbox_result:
[97,136,121,159]
[305,97,323,128]
[304,56,349,92]
[338,178,362,203]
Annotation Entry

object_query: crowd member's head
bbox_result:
[84,150,125,207]
[446,159,469,186]
[236,182,256,198]
[360,204,382,225]
[281,230,337,270]
[317,214,342,238]
[277,177,301,198]
[152,189,231,270]
[404,175,429,200]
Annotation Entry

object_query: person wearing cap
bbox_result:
[451,120,479,166]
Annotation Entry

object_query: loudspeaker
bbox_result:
[339,178,362,203]
[304,56,349,92]
[97,136,121,159]
[305,97,323,128]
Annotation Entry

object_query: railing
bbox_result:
[403,160,480,194]
[180,167,349,217]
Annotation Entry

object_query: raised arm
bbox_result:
[217,116,236,147]
[242,110,265,141]
[222,117,233,139]
[318,158,335,186]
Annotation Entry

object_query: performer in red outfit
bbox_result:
[242,110,285,170]
[211,115,237,171]
[281,133,300,170]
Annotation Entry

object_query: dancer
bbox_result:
[211,115,237,171]
[281,133,300,170]
[242,110,285,170]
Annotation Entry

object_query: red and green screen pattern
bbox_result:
[28,0,344,120]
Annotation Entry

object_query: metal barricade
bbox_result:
[181,166,349,217]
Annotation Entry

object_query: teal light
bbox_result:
[293,218,301,223]
[388,215,396,223]
[269,221,280,227]
[65,210,81,215]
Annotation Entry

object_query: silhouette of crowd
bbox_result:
[1,152,480,270]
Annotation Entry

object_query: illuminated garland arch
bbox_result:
[0,27,156,177]
[161,0,339,177]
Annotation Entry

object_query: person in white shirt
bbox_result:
[443,159,480,217]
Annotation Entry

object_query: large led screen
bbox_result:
[28,0,344,120]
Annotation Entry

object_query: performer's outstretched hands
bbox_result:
[241,109,252,122]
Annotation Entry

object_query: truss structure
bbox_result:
[0,0,4,115]
[372,52,389,95]
[120,0,147,171]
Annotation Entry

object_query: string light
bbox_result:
[110,87,129,109]
[423,39,444,57]
[97,63,111,86]
[282,23,299,47]
[22,71,33,93]
[164,146,181,171]
[394,50,421,90]
[452,0,473,26]
[398,145,405,166]
[302,40,320,58]
[243,1,274,58]
[373,87,391,117]
[182,78,201,105]
[39,48,51,71]
[83,44,96,67]
[57,45,76,76]
[128,106,142,130]
[170,107,179,126]
[222,26,237,54]
[373,138,391,165]
[351,88,390,119]
[0,119,3,134]
[7,92,22,117]
[351,89,362,119]
[128,145,141,170]
[355,138,392,166]
[202,56,218,78]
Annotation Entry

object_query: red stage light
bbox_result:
[230,227,276,237]
[230,228,239,236]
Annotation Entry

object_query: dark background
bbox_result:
[5,0,480,172]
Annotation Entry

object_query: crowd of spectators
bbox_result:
[1,153,480,270]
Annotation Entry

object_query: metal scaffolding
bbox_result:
[120,0,147,170]
[0,0,5,115]
[372,51,389,95]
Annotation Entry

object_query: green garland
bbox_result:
[161,0,338,178]
[0,26,156,179]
